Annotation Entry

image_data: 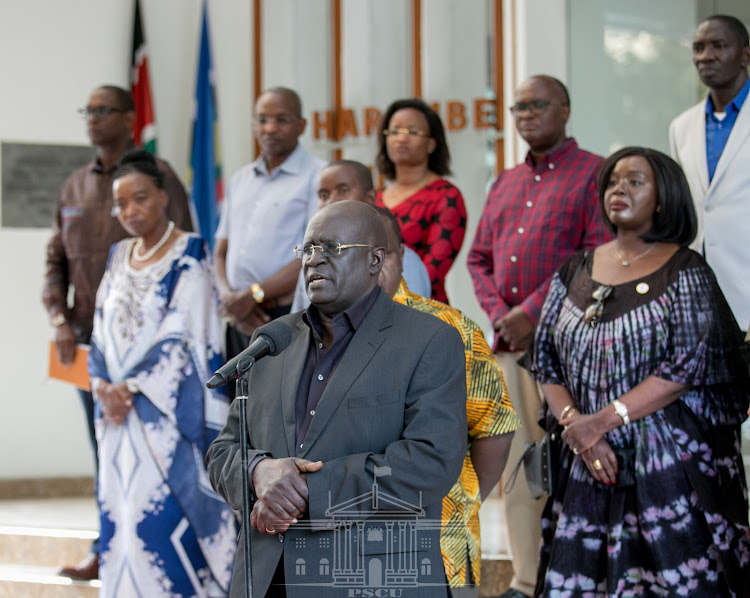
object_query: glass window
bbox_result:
[568,0,699,155]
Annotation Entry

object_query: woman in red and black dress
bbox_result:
[375,98,466,304]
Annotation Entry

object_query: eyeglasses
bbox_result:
[509,100,568,116]
[383,128,429,138]
[78,107,127,119]
[253,115,299,126]
[583,284,614,328]
[293,242,376,259]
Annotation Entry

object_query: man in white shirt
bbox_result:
[215,87,325,363]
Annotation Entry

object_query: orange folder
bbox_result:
[48,341,91,391]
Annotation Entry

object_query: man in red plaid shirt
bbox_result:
[467,75,611,598]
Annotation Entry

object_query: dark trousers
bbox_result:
[78,388,100,554]
[225,305,292,400]
[264,558,287,598]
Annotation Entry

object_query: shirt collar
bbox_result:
[90,141,137,174]
[252,143,304,176]
[303,285,382,335]
[705,77,750,116]
[524,137,578,170]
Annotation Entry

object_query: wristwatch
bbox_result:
[250,282,265,304]
[50,313,67,327]
[611,399,630,426]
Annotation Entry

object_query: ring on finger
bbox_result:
[266,528,276,534]
[593,459,603,470]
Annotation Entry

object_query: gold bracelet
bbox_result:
[560,405,577,419]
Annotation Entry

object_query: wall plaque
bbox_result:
[1,142,93,229]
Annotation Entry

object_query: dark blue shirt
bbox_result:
[705,77,750,182]
[247,286,382,494]
[295,286,381,455]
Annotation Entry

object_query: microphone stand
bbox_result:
[235,354,256,598]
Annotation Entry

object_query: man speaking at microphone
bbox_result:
[207,200,467,598]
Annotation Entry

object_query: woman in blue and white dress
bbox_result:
[89,149,235,597]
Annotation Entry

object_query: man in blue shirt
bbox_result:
[290,160,431,312]
[670,15,750,331]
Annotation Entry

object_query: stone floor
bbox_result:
[0,420,746,597]
[0,496,99,597]
[0,490,511,597]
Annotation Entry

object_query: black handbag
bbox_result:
[505,425,562,499]
[505,252,590,499]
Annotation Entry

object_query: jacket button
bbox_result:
[279,533,284,542]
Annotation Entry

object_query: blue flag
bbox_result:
[189,2,223,250]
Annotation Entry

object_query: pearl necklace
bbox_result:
[612,242,655,267]
[132,221,175,262]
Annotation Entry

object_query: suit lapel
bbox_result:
[690,100,710,197]
[708,98,750,196]
[298,293,394,458]
[279,318,310,458]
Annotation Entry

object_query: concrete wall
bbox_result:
[4,0,718,480]
[0,0,253,479]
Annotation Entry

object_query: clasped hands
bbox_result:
[251,457,323,535]
[494,306,533,351]
[219,289,270,336]
[95,381,133,425]
[559,408,619,486]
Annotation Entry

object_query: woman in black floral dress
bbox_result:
[528,147,749,597]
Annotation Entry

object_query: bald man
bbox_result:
[290,159,430,312]
[208,200,467,598]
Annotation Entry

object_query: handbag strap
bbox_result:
[503,441,537,495]
[566,249,589,296]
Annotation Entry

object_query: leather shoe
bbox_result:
[491,590,532,598]
[58,553,99,580]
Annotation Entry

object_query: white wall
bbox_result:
[0,0,254,479]
[0,0,135,479]
[0,0,571,479]
[1,0,715,479]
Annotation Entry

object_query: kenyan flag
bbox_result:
[131,0,157,154]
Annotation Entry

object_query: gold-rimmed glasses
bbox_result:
[293,242,376,259]
[583,284,614,328]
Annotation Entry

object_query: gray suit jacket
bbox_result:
[207,290,467,598]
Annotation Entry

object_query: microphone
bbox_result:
[206,320,292,388]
